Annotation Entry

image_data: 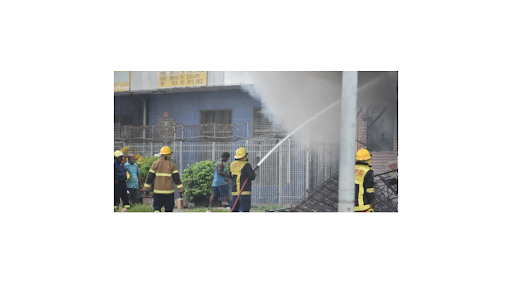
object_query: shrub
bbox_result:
[139,156,159,185]
[182,160,217,204]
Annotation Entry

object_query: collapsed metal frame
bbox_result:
[289,170,398,212]
[289,172,340,212]
[373,170,398,212]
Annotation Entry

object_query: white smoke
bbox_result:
[242,71,398,144]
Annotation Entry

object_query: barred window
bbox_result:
[201,110,232,124]
[366,105,396,152]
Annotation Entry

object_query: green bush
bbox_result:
[183,160,217,204]
[139,156,158,185]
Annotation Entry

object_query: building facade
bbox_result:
[114,71,272,140]
[114,71,398,207]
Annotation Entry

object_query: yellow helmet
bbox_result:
[160,146,172,155]
[114,150,124,158]
[234,147,248,159]
[356,148,371,161]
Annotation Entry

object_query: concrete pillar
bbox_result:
[338,71,358,212]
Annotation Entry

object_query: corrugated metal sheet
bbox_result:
[207,71,225,86]
[224,71,246,85]
[130,71,159,91]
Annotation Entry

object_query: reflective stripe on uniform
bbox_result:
[144,183,152,188]
[358,186,365,209]
[173,170,179,174]
[355,164,372,210]
[355,208,370,212]
[366,187,375,193]
[236,174,241,195]
[177,184,183,189]
[354,204,371,211]
[154,189,175,194]
[156,173,172,177]
[149,169,156,173]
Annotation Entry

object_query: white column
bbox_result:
[338,71,358,212]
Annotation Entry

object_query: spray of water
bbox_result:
[242,71,398,169]
[256,99,341,168]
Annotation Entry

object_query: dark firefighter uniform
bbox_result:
[230,159,256,212]
[143,154,184,212]
[354,161,375,212]
[114,150,130,211]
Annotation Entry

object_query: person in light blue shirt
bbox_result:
[207,152,231,212]
[124,154,141,206]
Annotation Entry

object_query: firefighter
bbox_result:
[114,150,130,212]
[143,146,185,212]
[230,147,256,212]
[354,148,375,212]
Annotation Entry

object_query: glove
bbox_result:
[179,192,184,198]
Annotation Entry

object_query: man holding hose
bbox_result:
[230,147,256,212]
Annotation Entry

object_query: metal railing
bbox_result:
[114,138,339,206]
[114,123,250,142]
[114,138,397,210]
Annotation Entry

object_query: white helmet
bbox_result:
[114,150,124,158]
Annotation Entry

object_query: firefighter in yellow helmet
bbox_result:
[143,146,185,212]
[114,150,130,212]
[354,148,375,212]
[230,147,256,212]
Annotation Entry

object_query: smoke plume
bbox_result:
[242,71,398,145]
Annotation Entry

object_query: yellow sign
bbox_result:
[114,71,130,92]
[158,71,207,88]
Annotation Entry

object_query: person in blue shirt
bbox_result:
[114,151,130,212]
[207,152,231,212]
[124,154,141,206]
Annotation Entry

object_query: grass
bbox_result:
[128,204,155,212]
[179,207,230,212]
[251,204,290,212]
[114,203,289,212]
[114,204,230,212]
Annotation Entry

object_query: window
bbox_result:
[367,105,396,152]
[200,110,233,140]
[201,110,232,124]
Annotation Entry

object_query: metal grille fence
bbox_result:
[114,123,250,142]
[114,139,339,206]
